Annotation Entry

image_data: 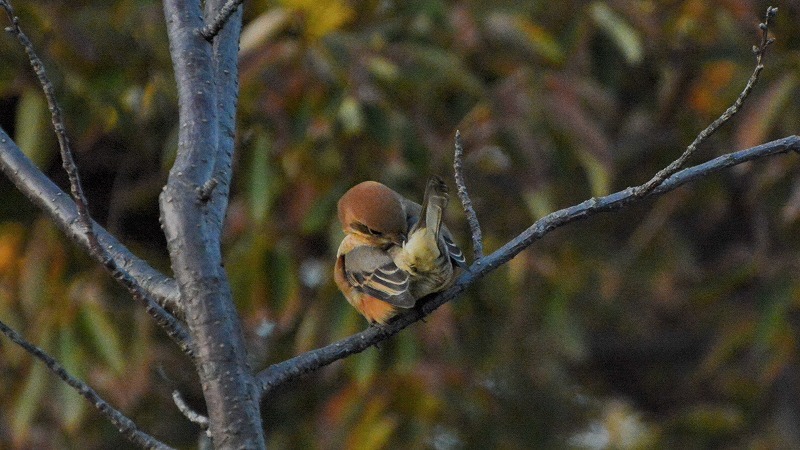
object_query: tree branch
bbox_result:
[453,130,483,261]
[0,0,191,354]
[161,0,264,447]
[0,0,95,244]
[0,128,180,309]
[256,135,800,396]
[632,6,777,198]
[0,319,175,450]
[257,7,787,395]
[200,0,244,41]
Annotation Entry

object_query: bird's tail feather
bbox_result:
[416,176,448,238]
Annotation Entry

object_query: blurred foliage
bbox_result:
[1,0,800,448]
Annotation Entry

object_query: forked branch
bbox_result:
[632,6,778,198]
[256,6,790,396]
[0,0,192,355]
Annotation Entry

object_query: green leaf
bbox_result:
[14,88,55,169]
[57,324,87,431]
[79,302,125,374]
[348,349,379,387]
[302,189,339,234]
[265,242,296,313]
[367,56,399,83]
[577,149,611,197]
[338,96,364,136]
[12,356,49,444]
[249,133,281,225]
[591,2,643,65]
[524,188,554,221]
[514,17,565,65]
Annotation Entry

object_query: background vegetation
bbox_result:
[0,0,799,447]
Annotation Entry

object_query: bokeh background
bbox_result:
[1,0,800,448]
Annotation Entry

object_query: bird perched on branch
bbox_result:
[334,177,467,325]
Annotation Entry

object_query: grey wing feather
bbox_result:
[442,232,468,269]
[344,246,415,308]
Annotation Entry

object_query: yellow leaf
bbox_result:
[280,0,354,40]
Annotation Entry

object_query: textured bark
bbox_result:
[161,0,264,447]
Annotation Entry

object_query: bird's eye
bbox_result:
[352,223,383,237]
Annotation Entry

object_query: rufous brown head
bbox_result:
[337,181,408,247]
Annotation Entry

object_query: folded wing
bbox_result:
[344,245,415,308]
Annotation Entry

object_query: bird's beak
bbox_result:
[390,233,405,247]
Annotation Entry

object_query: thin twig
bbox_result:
[0,0,193,357]
[0,319,175,450]
[632,6,777,198]
[0,0,96,250]
[453,130,484,261]
[172,390,210,433]
[200,0,244,41]
[635,6,777,195]
[256,135,800,396]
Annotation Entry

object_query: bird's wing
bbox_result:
[442,232,468,269]
[344,245,415,308]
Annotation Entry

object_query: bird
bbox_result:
[334,177,467,325]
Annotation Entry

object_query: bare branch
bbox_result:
[0,319,175,450]
[0,0,191,355]
[201,0,244,41]
[0,128,179,309]
[0,0,95,248]
[256,136,800,396]
[453,130,483,261]
[172,390,210,433]
[632,6,777,198]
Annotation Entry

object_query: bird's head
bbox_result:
[338,181,407,247]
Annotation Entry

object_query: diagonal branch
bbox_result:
[0,0,191,355]
[256,136,800,395]
[0,128,180,309]
[632,6,777,198]
[256,7,786,396]
[0,319,175,450]
[0,0,94,246]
